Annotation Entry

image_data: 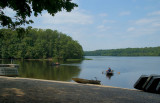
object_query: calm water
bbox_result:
[1,56,160,89]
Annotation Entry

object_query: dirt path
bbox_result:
[0,76,160,103]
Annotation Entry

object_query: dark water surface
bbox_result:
[1,56,160,89]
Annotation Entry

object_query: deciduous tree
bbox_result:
[0,0,77,29]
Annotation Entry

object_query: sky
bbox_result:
[3,0,160,51]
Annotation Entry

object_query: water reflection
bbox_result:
[0,60,81,81]
[106,73,114,80]
[64,60,83,64]
[19,60,81,81]
[102,71,114,80]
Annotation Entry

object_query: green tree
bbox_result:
[0,0,78,29]
[0,28,84,60]
[84,47,160,56]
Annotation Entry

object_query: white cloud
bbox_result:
[102,20,116,24]
[134,17,160,28]
[72,0,79,3]
[119,11,131,16]
[97,25,111,31]
[41,9,93,25]
[99,13,108,17]
[135,18,155,25]
[152,22,160,27]
[2,7,16,17]
[148,11,160,16]
[127,27,135,32]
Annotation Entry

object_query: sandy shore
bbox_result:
[0,76,160,103]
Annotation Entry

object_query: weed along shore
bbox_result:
[0,76,160,103]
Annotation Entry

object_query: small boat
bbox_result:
[106,69,114,75]
[107,71,114,75]
[72,78,101,85]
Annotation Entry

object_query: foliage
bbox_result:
[0,28,83,60]
[84,47,160,56]
[0,0,78,29]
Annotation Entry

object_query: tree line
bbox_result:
[84,47,160,56]
[0,28,83,60]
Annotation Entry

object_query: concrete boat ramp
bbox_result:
[0,76,160,103]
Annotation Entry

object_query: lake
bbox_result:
[1,56,160,89]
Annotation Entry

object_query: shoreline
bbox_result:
[0,58,53,61]
[1,76,137,90]
[0,58,84,61]
[0,76,160,103]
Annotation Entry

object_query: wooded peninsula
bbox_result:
[85,47,160,56]
[0,28,83,60]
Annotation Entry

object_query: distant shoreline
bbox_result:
[84,46,160,56]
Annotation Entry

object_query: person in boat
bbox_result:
[52,62,59,65]
[106,67,112,73]
[55,62,59,65]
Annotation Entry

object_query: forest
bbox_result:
[84,47,160,56]
[0,27,84,60]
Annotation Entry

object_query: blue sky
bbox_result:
[4,0,160,51]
